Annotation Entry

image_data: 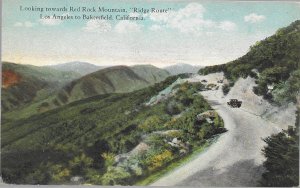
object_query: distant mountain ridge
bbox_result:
[1,63,170,120]
[46,61,105,76]
[55,64,170,104]
[1,62,81,112]
[164,63,203,75]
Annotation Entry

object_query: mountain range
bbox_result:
[2,63,170,119]
[46,61,105,76]
[1,20,299,186]
[164,63,203,75]
[55,64,170,104]
[2,62,81,112]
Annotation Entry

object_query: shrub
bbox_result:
[260,126,299,186]
[69,153,93,175]
[166,100,183,115]
[101,166,131,185]
[101,152,115,168]
[139,115,164,132]
[146,150,173,171]
[192,82,205,91]
[222,84,230,95]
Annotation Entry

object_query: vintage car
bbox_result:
[227,99,242,108]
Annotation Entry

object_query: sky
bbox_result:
[2,0,300,67]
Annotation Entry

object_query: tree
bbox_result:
[260,111,299,187]
[222,84,230,95]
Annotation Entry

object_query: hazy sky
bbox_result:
[2,0,300,67]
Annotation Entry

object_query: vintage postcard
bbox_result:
[1,0,299,186]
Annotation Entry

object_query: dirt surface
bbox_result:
[151,73,295,186]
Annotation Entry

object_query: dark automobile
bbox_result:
[227,99,242,108]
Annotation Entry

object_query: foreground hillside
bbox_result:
[197,20,299,186]
[1,62,80,112]
[152,72,295,186]
[2,74,226,185]
[199,20,300,105]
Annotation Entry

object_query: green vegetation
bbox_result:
[2,74,226,185]
[198,20,300,187]
[199,20,300,104]
[131,64,170,83]
[260,110,299,187]
[136,136,218,185]
[58,65,170,105]
[2,64,170,122]
[2,62,80,112]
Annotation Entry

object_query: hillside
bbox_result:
[1,75,226,185]
[47,61,105,76]
[164,63,202,75]
[131,64,170,83]
[55,65,170,104]
[199,20,300,104]
[2,64,170,121]
[1,62,81,112]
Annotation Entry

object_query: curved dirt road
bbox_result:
[151,89,286,186]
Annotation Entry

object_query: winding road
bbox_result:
[151,88,286,186]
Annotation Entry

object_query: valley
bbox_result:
[1,20,299,186]
[2,63,170,121]
[1,74,227,185]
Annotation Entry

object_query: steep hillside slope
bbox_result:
[1,62,80,112]
[47,61,105,76]
[152,73,294,186]
[55,65,170,104]
[131,64,170,83]
[2,74,225,185]
[199,20,300,104]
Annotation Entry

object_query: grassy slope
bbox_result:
[1,75,179,184]
[2,74,226,185]
[59,66,149,103]
[2,75,185,150]
[131,64,170,83]
[58,65,170,104]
